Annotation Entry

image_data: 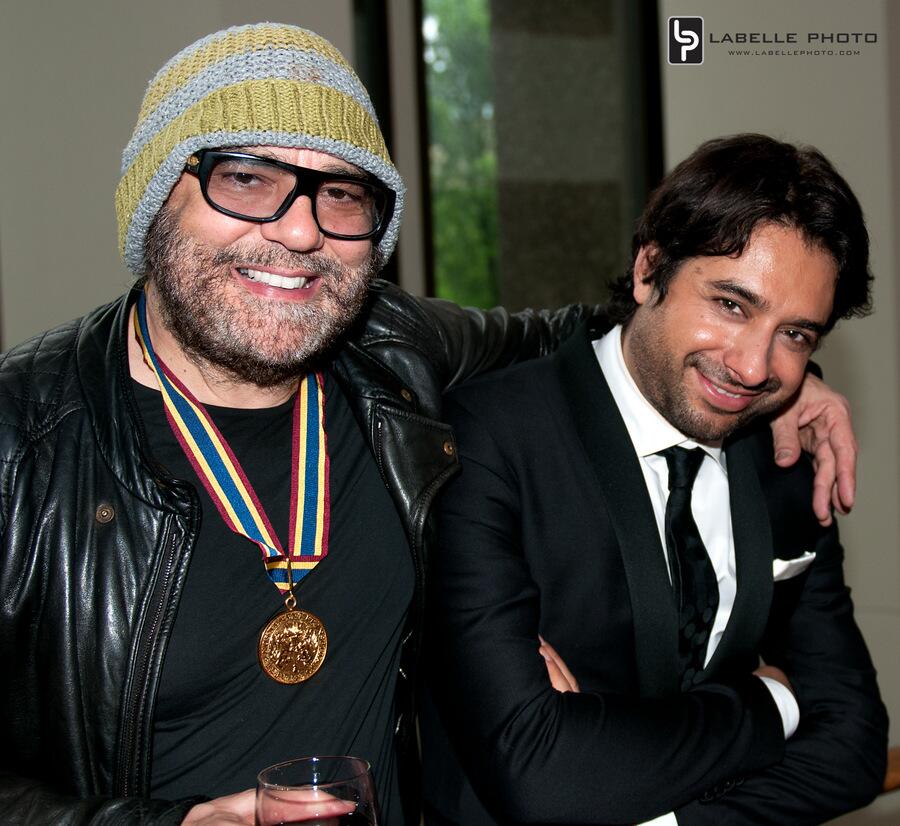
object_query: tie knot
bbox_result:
[660,446,705,491]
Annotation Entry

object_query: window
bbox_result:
[422,0,499,307]
[420,0,662,309]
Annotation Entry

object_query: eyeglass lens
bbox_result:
[205,155,386,237]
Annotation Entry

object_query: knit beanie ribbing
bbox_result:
[115,23,404,273]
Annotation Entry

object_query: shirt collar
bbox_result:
[593,326,726,472]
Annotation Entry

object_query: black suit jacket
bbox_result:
[423,321,887,825]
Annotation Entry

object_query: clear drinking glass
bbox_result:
[255,756,379,826]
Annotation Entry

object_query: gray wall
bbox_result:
[660,1,899,821]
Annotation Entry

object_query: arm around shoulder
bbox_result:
[400,285,599,388]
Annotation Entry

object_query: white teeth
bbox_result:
[711,383,742,399]
[238,268,309,290]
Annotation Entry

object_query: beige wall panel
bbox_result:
[660,1,899,821]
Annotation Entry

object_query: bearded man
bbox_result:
[0,26,860,826]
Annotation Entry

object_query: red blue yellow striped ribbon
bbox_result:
[134,292,329,592]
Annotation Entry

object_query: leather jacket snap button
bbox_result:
[400,388,413,402]
[95,504,115,524]
[442,440,455,456]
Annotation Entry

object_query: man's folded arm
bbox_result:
[428,395,786,825]
[674,527,887,826]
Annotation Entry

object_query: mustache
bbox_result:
[687,353,782,394]
[210,245,347,279]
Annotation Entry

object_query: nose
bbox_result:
[722,327,773,389]
[258,195,324,252]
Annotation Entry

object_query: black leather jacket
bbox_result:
[0,280,590,825]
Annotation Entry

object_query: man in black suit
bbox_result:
[423,134,888,826]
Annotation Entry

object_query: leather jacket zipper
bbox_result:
[116,523,182,796]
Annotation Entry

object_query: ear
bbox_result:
[632,245,657,306]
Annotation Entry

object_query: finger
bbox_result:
[811,418,858,519]
[259,791,355,826]
[288,800,355,817]
[541,649,575,692]
[552,654,580,693]
[811,445,836,526]
[540,644,578,692]
[796,385,857,509]
[770,409,802,467]
[832,483,847,515]
[829,433,857,513]
[539,642,580,692]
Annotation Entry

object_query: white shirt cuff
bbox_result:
[758,675,800,738]
[637,812,678,825]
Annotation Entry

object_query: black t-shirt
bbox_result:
[136,374,413,825]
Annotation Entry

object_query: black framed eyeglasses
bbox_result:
[184,150,395,242]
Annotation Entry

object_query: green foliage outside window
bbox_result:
[423,0,499,308]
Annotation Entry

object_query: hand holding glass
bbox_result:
[255,756,378,825]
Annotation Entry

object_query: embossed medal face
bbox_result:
[258,609,328,684]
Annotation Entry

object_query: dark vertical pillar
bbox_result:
[353,0,400,284]
[488,0,662,310]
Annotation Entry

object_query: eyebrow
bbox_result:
[319,163,368,179]
[709,279,827,335]
[786,318,827,337]
[709,280,770,311]
[223,148,365,177]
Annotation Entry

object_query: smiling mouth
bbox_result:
[695,369,765,413]
[705,380,747,400]
[237,267,315,290]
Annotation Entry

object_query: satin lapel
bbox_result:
[706,434,774,674]
[555,325,679,697]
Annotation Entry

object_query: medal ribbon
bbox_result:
[133,292,329,592]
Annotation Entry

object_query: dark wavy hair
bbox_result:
[607,134,872,332]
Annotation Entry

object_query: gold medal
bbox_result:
[258,609,327,684]
[258,596,328,684]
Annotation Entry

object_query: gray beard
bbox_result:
[143,208,381,388]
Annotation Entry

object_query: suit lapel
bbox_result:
[555,324,680,697]
[705,434,774,674]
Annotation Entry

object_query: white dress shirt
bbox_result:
[593,327,799,825]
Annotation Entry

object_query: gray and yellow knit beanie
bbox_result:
[115,22,404,274]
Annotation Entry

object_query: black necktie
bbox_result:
[660,446,720,690]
